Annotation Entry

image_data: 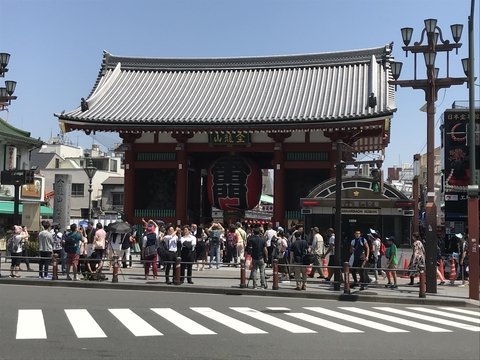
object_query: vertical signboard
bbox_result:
[443,109,480,252]
[53,174,72,233]
[4,145,17,170]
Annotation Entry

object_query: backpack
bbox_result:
[64,233,77,254]
[210,232,220,246]
[380,241,386,256]
[366,238,376,264]
[227,233,237,248]
[353,237,366,260]
[7,234,18,253]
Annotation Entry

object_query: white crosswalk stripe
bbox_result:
[305,307,408,333]
[16,310,47,340]
[230,307,317,334]
[439,307,480,317]
[406,307,480,324]
[65,309,107,338]
[191,307,267,334]
[109,309,163,336]
[12,306,480,340]
[151,308,216,335]
[374,307,480,332]
[285,312,364,333]
[339,307,451,332]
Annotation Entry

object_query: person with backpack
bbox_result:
[207,223,224,269]
[247,227,268,289]
[289,231,310,290]
[385,236,398,289]
[8,225,29,278]
[63,223,82,281]
[350,230,370,290]
[225,225,238,266]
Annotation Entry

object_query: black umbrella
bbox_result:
[107,221,133,234]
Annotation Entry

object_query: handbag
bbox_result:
[94,239,103,249]
[145,244,157,257]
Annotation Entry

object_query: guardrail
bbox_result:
[0,252,428,298]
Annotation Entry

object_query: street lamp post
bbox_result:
[83,159,97,222]
[0,53,17,110]
[390,19,468,294]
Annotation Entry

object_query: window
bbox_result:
[112,193,124,206]
[110,159,118,172]
[55,158,60,168]
[71,183,85,197]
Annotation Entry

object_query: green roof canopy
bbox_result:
[0,201,53,217]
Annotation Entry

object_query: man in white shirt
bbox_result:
[309,227,325,278]
[264,223,277,268]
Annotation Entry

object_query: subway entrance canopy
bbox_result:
[55,44,396,227]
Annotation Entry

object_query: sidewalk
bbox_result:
[1,258,478,308]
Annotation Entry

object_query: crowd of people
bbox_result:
[6,219,470,290]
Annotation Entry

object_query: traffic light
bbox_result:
[24,170,35,184]
[371,168,381,193]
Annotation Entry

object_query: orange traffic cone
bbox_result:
[401,258,410,279]
[438,259,444,280]
[306,265,312,276]
[449,258,457,281]
[323,257,328,278]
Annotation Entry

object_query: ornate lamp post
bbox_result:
[390,19,468,294]
[83,159,97,221]
[0,53,17,111]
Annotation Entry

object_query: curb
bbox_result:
[0,278,477,308]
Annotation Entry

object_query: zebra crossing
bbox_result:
[13,306,480,340]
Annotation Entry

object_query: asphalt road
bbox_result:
[0,284,478,360]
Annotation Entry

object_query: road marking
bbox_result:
[65,309,107,338]
[16,310,47,339]
[305,307,408,333]
[374,307,480,332]
[266,307,291,311]
[230,307,316,333]
[339,307,451,333]
[406,307,480,324]
[439,307,480,317]
[151,308,216,335]
[109,309,163,336]
[285,313,363,333]
[191,307,267,334]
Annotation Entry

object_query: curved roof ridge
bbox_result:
[101,44,393,71]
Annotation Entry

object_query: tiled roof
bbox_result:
[102,177,124,185]
[56,44,396,132]
[0,118,44,147]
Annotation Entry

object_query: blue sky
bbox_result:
[1,0,478,170]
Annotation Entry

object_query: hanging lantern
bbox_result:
[207,156,262,211]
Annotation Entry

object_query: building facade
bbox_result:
[56,46,400,233]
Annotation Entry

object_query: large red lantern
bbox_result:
[207,156,262,211]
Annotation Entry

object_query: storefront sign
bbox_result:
[341,208,379,215]
[4,145,17,170]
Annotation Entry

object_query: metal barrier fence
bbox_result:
[0,252,427,298]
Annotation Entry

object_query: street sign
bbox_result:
[0,170,35,185]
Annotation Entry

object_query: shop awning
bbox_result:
[0,201,53,217]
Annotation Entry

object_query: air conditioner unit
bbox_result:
[301,208,313,215]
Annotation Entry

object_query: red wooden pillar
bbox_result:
[273,145,285,228]
[175,144,188,226]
